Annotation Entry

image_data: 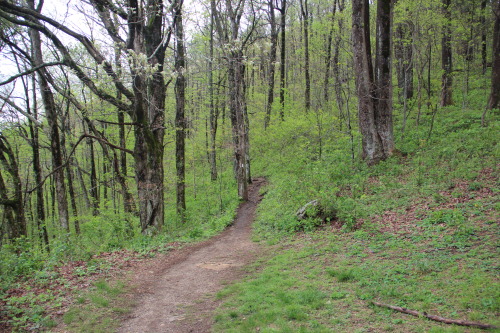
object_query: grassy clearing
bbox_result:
[214,105,499,332]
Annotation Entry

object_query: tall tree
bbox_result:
[278,0,286,121]
[352,0,394,164]
[487,0,500,110]
[374,0,394,156]
[207,2,218,181]
[300,0,311,113]
[27,0,70,231]
[440,0,453,106]
[264,0,278,129]
[174,0,187,219]
[211,0,255,200]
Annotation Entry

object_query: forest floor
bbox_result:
[116,177,267,333]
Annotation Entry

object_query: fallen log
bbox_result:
[296,200,319,220]
[372,302,498,330]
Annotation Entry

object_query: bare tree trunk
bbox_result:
[374,0,394,157]
[441,0,453,107]
[300,0,311,113]
[352,0,393,165]
[279,0,287,121]
[228,50,249,200]
[28,0,69,231]
[212,0,251,200]
[208,6,218,181]
[352,0,381,164]
[333,0,345,116]
[174,2,187,219]
[130,0,167,233]
[482,0,488,75]
[487,0,500,110]
[28,83,49,249]
[264,0,278,129]
[88,138,99,216]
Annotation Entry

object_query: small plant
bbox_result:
[327,268,358,282]
[423,209,466,226]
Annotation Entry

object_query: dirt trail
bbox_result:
[119,178,266,333]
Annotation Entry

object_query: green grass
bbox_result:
[61,280,129,332]
[213,104,499,332]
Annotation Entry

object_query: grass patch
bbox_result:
[61,280,130,332]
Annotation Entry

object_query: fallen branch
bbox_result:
[372,302,498,330]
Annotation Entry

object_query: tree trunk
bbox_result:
[88,138,99,216]
[129,0,168,234]
[333,0,345,117]
[374,0,394,157]
[0,136,26,240]
[352,0,381,164]
[28,2,69,231]
[300,0,311,113]
[482,0,488,75]
[323,0,338,102]
[487,0,500,110]
[264,0,278,129]
[28,85,49,249]
[0,170,17,240]
[208,5,218,181]
[174,2,187,219]
[352,0,393,165]
[279,0,286,121]
[228,50,249,200]
[441,0,453,107]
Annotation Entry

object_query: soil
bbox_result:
[118,177,266,333]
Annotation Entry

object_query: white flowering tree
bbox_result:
[0,0,182,234]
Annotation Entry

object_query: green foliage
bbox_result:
[214,87,499,331]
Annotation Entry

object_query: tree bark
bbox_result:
[333,0,345,117]
[264,0,278,129]
[279,0,286,121]
[300,0,311,113]
[228,49,249,200]
[352,0,393,165]
[487,0,500,110]
[352,0,381,164]
[28,81,49,249]
[174,1,187,219]
[481,0,488,75]
[0,135,26,239]
[374,0,394,157]
[440,0,453,107]
[88,138,100,216]
[208,4,218,181]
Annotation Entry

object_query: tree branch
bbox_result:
[372,302,499,330]
[27,133,133,194]
[0,61,63,86]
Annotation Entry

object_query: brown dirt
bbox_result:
[118,177,266,333]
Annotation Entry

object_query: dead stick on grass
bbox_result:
[372,302,499,330]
